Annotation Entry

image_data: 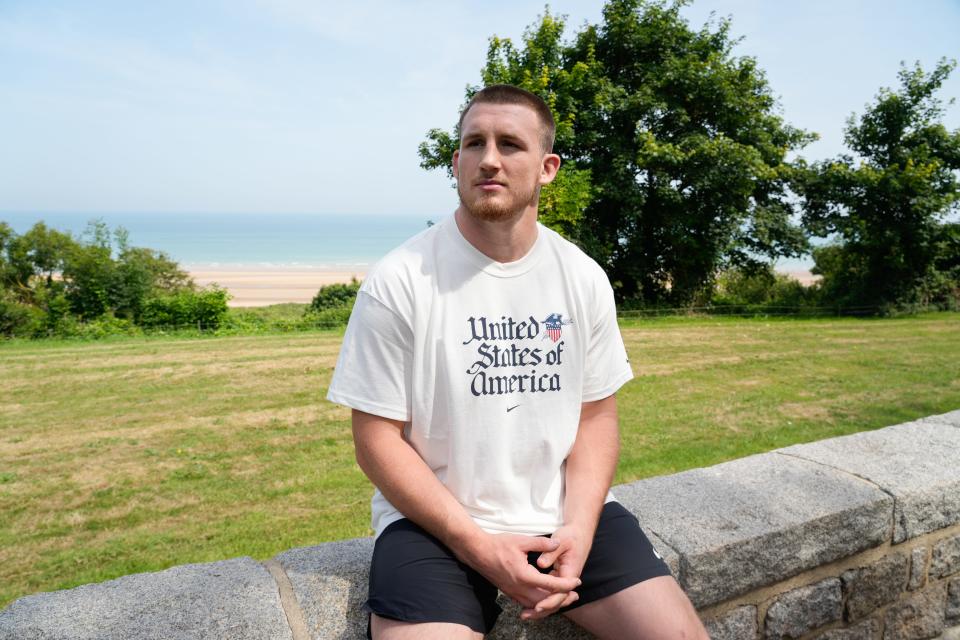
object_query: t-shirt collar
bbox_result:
[444,213,545,278]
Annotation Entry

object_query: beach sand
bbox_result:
[190,266,819,307]
[188,267,366,307]
[780,270,821,286]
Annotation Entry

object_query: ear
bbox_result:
[539,152,561,185]
[452,149,460,180]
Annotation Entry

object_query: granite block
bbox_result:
[0,557,291,640]
[615,452,892,607]
[780,420,960,542]
[274,537,373,640]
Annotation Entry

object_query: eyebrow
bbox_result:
[461,130,528,145]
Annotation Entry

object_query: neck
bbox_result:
[454,205,539,263]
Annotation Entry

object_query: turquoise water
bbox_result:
[1,212,437,268]
[1,211,815,271]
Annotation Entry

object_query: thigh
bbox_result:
[371,614,483,640]
[366,519,501,639]
[558,502,707,639]
[559,501,673,612]
[564,575,708,640]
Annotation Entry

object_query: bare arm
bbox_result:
[561,393,621,535]
[352,409,581,605]
[524,393,620,618]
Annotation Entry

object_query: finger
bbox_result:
[520,589,574,621]
[519,536,561,553]
[537,547,560,569]
[521,566,581,593]
[533,590,568,613]
[559,591,579,608]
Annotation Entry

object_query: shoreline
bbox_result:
[188,265,819,308]
[188,266,367,307]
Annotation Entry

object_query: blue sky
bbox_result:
[1,0,958,217]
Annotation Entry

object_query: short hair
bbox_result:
[458,84,557,153]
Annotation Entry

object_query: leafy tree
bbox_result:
[112,246,194,321]
[420,0,813,305]
[2,222,76,302]
[797,59,960,307]
[61,220,117,319]
[0,218,197,333]
[0,222,13,288]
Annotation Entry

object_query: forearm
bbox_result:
[352,409,486,561]
[563,394,620,534]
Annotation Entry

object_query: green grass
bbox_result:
[1,312,958,608]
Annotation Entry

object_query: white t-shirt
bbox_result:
[327,215,633,538]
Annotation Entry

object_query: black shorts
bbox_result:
[365,501,673,636]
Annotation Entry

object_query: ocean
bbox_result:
[1,211,815,272]
[0,212,436,269]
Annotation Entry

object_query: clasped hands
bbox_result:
[467,525,590,622]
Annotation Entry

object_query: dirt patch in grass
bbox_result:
[777,402,835,423]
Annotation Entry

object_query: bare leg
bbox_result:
[370,613,484,640]
[564,576,709,640]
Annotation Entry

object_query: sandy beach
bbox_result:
[188,267,367,307]
[780,270,821,286]
[190,265,819,307]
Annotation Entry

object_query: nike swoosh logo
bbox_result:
[507,404,520,412]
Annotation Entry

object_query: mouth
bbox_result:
[475,180,505,190]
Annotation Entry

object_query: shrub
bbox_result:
[140,286,231,330]
[0,289,42,337]
[308,278,361,312]
[711,265,819,311]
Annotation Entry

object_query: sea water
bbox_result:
[0,211,438,269]
[1,210,815,272]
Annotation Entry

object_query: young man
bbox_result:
[327,85,708,640]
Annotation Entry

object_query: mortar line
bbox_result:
[264,558,311,640]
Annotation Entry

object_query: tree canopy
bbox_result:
[0,219,228,337]
[420,0,814,305]
[796,59,960,308]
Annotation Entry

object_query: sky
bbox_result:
[1,0,958,218]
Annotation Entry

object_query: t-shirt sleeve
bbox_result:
[326,290,414,422]
[582,277,634,402]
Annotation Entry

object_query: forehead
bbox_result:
[460,102,542,140]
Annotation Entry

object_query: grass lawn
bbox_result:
[1,311,958,608]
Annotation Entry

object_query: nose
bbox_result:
[478,142,501,172]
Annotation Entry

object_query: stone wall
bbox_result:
[2,410,959,640]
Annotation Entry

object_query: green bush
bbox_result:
[0,289,42,337]
[711,265,819,311]
[308,278,361,312]
[140,287,231,329]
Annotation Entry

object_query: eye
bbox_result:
[466,139,483,148]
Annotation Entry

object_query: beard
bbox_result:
[457,177,540,222]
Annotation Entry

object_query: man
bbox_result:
[327,84,708,639]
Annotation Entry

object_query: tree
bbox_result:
[0,222,14,293]
[61,220,117,319]
[797,59,960,308]
[113,245,194,321]
[419,0,813,305]
[2,222,75,302]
